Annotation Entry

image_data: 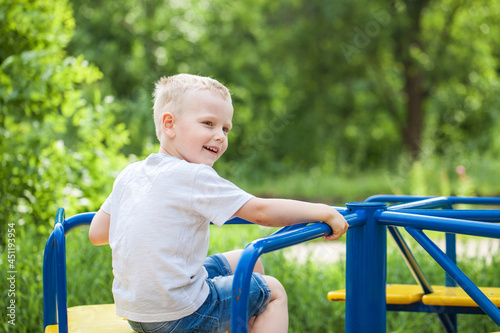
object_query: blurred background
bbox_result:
[1,0,500,331]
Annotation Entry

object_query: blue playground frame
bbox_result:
[230,196,500,333]
[43,196,500,332]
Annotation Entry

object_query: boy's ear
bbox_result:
[162,112,176,139]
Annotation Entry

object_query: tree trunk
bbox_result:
[399,0,430,160]
[403,61,424,159]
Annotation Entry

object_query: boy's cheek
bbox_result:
[221,145,228,156]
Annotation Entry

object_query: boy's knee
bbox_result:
[263,276,287,301]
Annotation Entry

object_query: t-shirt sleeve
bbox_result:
[191,166,254,227]
[100,194,112,214]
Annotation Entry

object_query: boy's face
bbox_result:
[165,89,233,167]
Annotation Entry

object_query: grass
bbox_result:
[234,154,500,204]
[235,168,395,204]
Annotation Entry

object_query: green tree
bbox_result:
[67,0,500,177]
[0,0,129,243]
[342,0,500,160]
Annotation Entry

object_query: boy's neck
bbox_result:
[159,145,172,156]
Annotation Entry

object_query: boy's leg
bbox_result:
[221,250,289,333]
[249,276,288,333]
[222,249,264,274]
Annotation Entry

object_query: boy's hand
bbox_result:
[321,206,348,241]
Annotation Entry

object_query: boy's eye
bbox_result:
[203,121,213,126]
[223,127,230,133]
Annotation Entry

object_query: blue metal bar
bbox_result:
[447,197,500,205]
[270,223,309,235]
[43,209,95,332]
[345,210,367,228]
[391,209,500,222]
[366,195,435,203]
[445,233,458,333]
[445,233,457,287]
[385,198,458,332]
[224,217,254,225]
[388,302,496,314]
[406,227,500,326]
[42,232,57,329]
[388,226,433,294]
[63,212,94,233]
[367,195,500,206]
[376,211,500,238]
[388,196,452,210]
[54,223,69,333]
[54,207,66,227]
[43,207,66,331]
[345,202,387,333]
[372,196,500,332]
[231,223,334,333]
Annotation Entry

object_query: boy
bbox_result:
[89,74,348,333]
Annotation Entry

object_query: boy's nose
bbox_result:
[214,128,226,141]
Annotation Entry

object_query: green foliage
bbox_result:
[65,0,500,181]
[0,0,129,247]
[0,2,129,329]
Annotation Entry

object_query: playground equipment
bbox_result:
[327,196,500,333]
[43,196,500,332]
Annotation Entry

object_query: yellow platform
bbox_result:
[328,284,425,304]
[328,284,500,308]
[422,286,500,307]
[44,304,134,333]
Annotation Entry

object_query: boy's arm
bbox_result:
[89,209,110,246]
[234,197,348,240]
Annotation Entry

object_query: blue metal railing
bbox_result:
[43,209,96,333]
[43,196,500,333]
[367,195,500,332]
[42,210,287,332]
[230,210,364,332]
[230,196,500,333]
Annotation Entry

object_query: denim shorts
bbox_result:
[128,253,271,333]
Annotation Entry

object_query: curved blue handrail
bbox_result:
[63,212,96,234]
[230,211,366,332]
[42,210,255,331]
[43,210,95,332]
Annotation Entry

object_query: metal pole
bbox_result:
[345,202,387,333]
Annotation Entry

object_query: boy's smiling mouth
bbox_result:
[203,146,219,154]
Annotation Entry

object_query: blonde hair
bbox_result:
[153,74,231,141]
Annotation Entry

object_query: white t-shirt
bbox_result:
[101,153,253,322]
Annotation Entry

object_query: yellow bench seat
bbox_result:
[328,284,425,305]
[44,304,133,333]
[422,286,500,307]
[328,284,500,307]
